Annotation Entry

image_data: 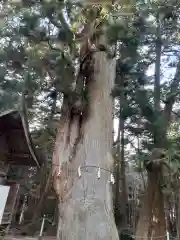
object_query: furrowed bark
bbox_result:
[53,51,119,240]
[136,168,166,240]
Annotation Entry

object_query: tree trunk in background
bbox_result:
[164,194,175,237]
[135,168,166,240]
[164,195,171,236]
[114,67,128,233]
[53,51,119,240]
[114,111,128,233]
[119,118,128,230]
[175,193,180,239]
[136,12,167,240]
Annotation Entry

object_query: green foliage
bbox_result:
[0,0,180,202]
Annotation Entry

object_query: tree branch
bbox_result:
[20,77,41,168]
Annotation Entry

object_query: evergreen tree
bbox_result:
[113,0,180,239]
[2,0,180,239]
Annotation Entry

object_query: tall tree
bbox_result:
[0,1,130,239]
[52,5,120,239]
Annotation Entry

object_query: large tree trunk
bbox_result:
[53,51,119,240]
[135,168,166,240]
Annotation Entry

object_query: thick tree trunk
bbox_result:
[53,51,119,240]
[135,168,166,240]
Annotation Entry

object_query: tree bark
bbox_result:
[119,117,128,229]
[175,192,180,239]
[53,51,119,240]
[135,168,166,240]
[114,105,128,232]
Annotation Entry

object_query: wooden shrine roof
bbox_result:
[0,110,43,167]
